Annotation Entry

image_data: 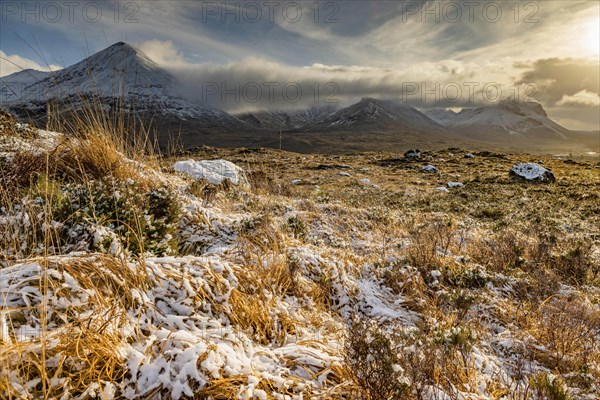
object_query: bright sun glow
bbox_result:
[584,18,600,55]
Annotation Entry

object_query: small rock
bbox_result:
[291,179,302,185]
[339,172,351,177]
[436,187,449,192]
[464,153,474,159]
[404,149,421,160]
[447,182,464,188]
[421,165,437,173]
[510,163,556,183]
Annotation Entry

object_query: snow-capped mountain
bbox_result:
[1,42,171,103]
[237,104,339,131]
[237,98,448,135]
[425,100,570,140]
[304,97,447,133]
[0,42,253,137]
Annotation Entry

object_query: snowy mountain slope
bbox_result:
[237,104,339,131]
[0,69,53,102]
[423,108,459,126]
[0,69,52,85]
[304,97,448,133]
[426,100,571,139]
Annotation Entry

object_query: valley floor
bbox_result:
[1,113,599,399]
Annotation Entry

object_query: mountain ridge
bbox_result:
[1,42,592,154]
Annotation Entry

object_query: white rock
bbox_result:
[510,163,555,183]
[436,187,449,192]
[465,153,474,159]
[291,179,302,185]
[339,172,351,177]
[447,182,464,188]
[174,159,245,185]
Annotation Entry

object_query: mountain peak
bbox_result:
[88,42,148,63]
[71,41,170,83]
[428,99,568,139]
[0,41,173,103]
[497,99,547,117]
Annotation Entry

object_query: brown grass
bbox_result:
[0,254,150,399]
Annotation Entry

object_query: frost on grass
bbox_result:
[1,119,599,399]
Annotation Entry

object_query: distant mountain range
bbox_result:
[237,105,339,131]
[1,42,596,154]
[424,101,570,141]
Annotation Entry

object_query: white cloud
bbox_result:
[0,51,60,77]
[557,90,600,107]
[158,49,525,112]
[137,40,189,66]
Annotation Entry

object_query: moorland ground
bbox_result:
[1,110,599,399]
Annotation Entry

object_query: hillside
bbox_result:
[1,109,599,399]
[237,104,339,131]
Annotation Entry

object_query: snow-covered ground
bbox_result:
[1,115,599,399]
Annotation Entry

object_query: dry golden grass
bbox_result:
[1,109,599,398]
[0,254,150,399]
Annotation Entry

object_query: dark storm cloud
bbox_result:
[516,58,600,107]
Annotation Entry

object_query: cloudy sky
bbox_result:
[1,0,599,130]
